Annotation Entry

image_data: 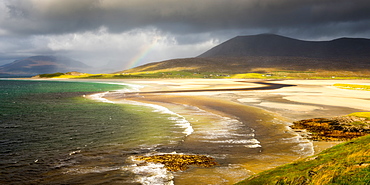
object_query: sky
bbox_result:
[1,0,370,71]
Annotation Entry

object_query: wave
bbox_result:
[87,82,194,137]
[276,121,315,156]
[177,104,262,149]
[123,156,174,185]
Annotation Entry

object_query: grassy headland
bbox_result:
[236,112,370,185]
[235,134,370,185]
[36,69,370,80]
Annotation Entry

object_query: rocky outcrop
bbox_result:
[135,154,218,172]
[290,116,370,141]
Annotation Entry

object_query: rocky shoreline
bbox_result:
[291,116,370,141]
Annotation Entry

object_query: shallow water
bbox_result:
[0,79,314,185]
[0,80,187,184]
[141,102,314,185]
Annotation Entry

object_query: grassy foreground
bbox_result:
[236,135,370,185]
[236,113,370,185]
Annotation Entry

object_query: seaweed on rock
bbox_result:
[135,154,218,172]
[290,116,370,141]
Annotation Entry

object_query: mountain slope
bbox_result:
[0,56,91,75]
[198,34,370,58]
[121,34,370,76]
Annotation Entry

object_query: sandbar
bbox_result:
[105,79,370,119]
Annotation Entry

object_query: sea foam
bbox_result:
[87,82,194,136]
[180,105,262,149]
[122,154,175,185]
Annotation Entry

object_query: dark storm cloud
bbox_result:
[1,0,370,38]
[1,0,370,69]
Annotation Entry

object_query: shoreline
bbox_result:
[17,78,370,184]
[94,78,369,184]
[101,78,370,151]
[101,80,311,184]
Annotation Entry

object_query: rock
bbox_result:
[135,154,218,172]
[290,116,370,141]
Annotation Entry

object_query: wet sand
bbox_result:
[101,79,370,184]
[105,78,370,125]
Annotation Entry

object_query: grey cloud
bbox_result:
[1,0,370,69]
[1,0,370,38]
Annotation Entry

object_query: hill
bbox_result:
[120,34,370,78]
[0,56,91,76]
[122,56,370,73]
[198,34,370,58]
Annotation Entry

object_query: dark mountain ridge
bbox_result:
[0,56,91,75]
[122,34,370,75]
[198,34,370,58]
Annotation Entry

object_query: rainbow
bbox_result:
[124,41,158,70]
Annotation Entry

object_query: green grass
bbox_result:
[230,73,270,79]
[37,70,370,80]
[41,71,232,79]
[235,135,370,185]
[38,72,66,78]
[334,84,370,91]
[273,71,315,74]
[348,112,370,120]
[223,71,370,80]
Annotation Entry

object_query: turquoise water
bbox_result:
[0,80,186,184]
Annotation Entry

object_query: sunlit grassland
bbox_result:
[226,70,370,79]
[347,112,370,126]
[41,71,232,79]
[334,84,370,91]
[38,69,370,79]
[235,134,370,185]
[347,112,370,120]
[238,70,370,79]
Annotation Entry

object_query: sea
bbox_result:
[0,79,314,185]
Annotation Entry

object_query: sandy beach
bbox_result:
[107,78,370,121]
[100,79,370,184]
[105,78,370,127]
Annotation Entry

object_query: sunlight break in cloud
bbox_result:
[45,27,218,70]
